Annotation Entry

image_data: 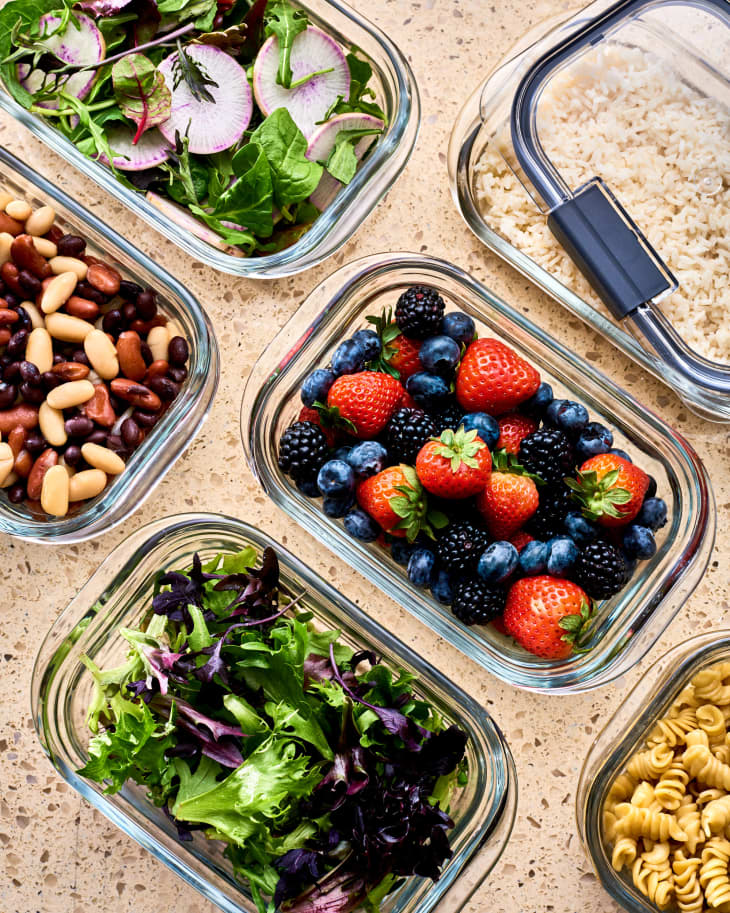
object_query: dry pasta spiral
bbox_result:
[627,743,674,781]
[649,707,700,748]
[698,705,727,745]
[700,838,730,908]
[677,796,705,855]
[611,836,638,871]
[632,842,674,909]
[702,795,730,837]
[694,669,730,706]
[684,745,730,792]
[655,759,690,811]
[673,852,703,913]
[615,803,687,842]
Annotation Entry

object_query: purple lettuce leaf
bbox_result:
[274,849,331,907]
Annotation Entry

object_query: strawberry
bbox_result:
[497,412,538,454]
[476,450,540,539]
[298,406,337,448]
[356,464,447,541]
[503,575,595,659]
[509,530,535,553]
[326,371,404,439]
[399,389,419,410]
[366,308,422,380]
[455,338,541,415]
[415,428,492,499]
[567,453,649,527]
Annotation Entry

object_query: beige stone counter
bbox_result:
[0,1,727,911]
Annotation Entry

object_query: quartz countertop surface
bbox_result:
[1,1,728,911]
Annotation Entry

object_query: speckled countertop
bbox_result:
[1,1,728,911]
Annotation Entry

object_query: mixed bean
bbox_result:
[0,190,190,518]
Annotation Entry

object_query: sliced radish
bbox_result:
[253,26,350,138]
[306,112,383,210]
[78,0,133,13]
[19,13,105,107]
[98,126,171,171]
[145,193,245,256]
[157,45,252,155]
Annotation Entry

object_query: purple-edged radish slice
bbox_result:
[19,13,106,107]
[97,126,171,171]
[145,193,245,256]
[306,112,384,211]
[157,46,252,155]
[253,26,350,138]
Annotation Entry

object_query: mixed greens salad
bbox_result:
[0,0,385,255]
[78,545,468,913]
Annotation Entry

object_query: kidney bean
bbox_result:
[0,308,19,326]
[87,262,121,296]
[24,431,45,454]
[168,336,189,366]
[85,429,108,446]
[0,212,23,236]
[19,361,41,385]
[135,290,157,320]
[130,315,167,336]
[102,309,123,336]
[7,482,25,503]
[65,296,99,321]
[0,403,38,432]
[110,378,161,411]
[45,225,64,245]
[0,329,10,347]
[65,415,94,437]
[116,331,146,381]
[26,447,57,499]
[74,281,106,305]
[148,376,179,402]
[41,371,63,391]
[51,361,90,382]
[1,261,23,296]
[11,234,52,279]
[131,409,158,429]
[80,254,104,268]
[18,270,42,296]
[120,417,141,448]
[83,384,115,427]
[13,449,32,478]
[119,279,143,301]
[63,444,82,467]
[121,302,137,323]
[7,328,28,358]
[56,235,86,258]
[144,360,168,382]
[8,426,25,457]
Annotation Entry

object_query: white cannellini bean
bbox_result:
[46,380,95,410]
[31,236,57,258]
[68,469,107,501]
[0,232,13,265]
[83,329,119,380]
[40,464,69,517]
[45,312,94,342]
[0,192,13,212]
[81,443,125,475]
[41,271,78,314]
[21,300,44,330]
[38,401,67,447]
[25,327,54,374]
[147,325,170,362]
[25,205,56,236]
[5,199,31,222]
[0,442,14,486]
[49,256,88,280]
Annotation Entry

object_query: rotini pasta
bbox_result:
[698,705,727,745]
[611,835,638,871]
[615,803,687,842]
[702,795,730,837]
[694,669,730,706]
[684,745,730,791]
[673,851,703,913]
[655,759,690,811]
[649,707,699,748]
[632,841,674,909]
[677,796,704,855]
[627,743,674,781]
[700,838,730,908]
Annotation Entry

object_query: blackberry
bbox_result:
[570,540,628,600]
[525,484,572,540]
[518,428,575,483]
[278,421,330,483]
[451,578,507,626]
[384,408,437,463]
[436,520,490,575]
[431,400,465,435]
[394,286,445,339]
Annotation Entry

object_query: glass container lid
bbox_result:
[476,0,730,403]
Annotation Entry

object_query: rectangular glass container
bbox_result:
[0,146,218,543]
[0,0,419,279]
[448,0,730,421]
[31,513,517,913]
[577,631,730,913]
[241,252,715,693]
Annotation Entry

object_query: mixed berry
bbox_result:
[277,286,668,661]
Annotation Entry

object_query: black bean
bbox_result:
[56,234,86,258]
[24,431,45,454]
[7,329,28,359]
[135,290,157,320]
[85,429,108,446]
[52,353,64,365]
[65,415,94,437]
[19,381,44,404]
[120,417,140,448]
[75,281,106,305]
[148,376,179,401]
[7,483,26,503]
[167,336,189,366]
[63,444,82,467]
[3,363,20,382]
[41,371,63,391]
[106,434,128,456]
[140,341,153,365]
[121,302,137,323]
[102,309,123,336]
[71,349,90,367]
[0,382,16,409]
[131,409,158,429]
[3,292,19,309]
[14,307,31,331]
[119,280,143,301]
[18,270,41,296]
[168,365,188,384]
[19,361,41,386]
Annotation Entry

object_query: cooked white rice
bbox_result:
[473,44,730,364]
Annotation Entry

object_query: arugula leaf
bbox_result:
[324,126,382,184]
[202,142,274,237]
[112,53,171,143]
[263,0,308,89]
[157,0,218,31]
[250,108,323,209]
[97,11,138,53]
[323,52,386,121]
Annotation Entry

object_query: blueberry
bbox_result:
[576,421,614,461]
[636,497,668,531]
[331,338,366,376]
[407,548,436,587]
[477,541,519,584]
[390,540,414,566]
[523,382,554,416]
[347,440,388,479]
[334,444,354,462]
[440,312,475,347]
[620,551,639,580]
[343,507,380,541]
[317,459,355,497]
[431,568,453,604]
[518,540,548,576]
[622,525,657,560]
[564,511,597,547]
[460,412,500,449]
[546,536,579,575]
[405,372,451,410]
[296,477,320,498]
[610,448,633,463]
[646,475,657,499]
[323,493,355,517]
[418,335,461,378]
[301,368,335,407]
[546,399,589,435]
[351,329,381,362]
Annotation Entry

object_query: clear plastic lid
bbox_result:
[451,0,730,418]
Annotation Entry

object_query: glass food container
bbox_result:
[0,146,218,543]
[32,513,517,913]
[0,0,419,279]
[448,0,730,421]
[577,631,730,913]
[240,252,715,693]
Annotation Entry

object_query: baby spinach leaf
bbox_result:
[249,108,323,208]
[324,126,382,184]
[112,53,171,142]
[263,0,308,89]
[204,142,274,236]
